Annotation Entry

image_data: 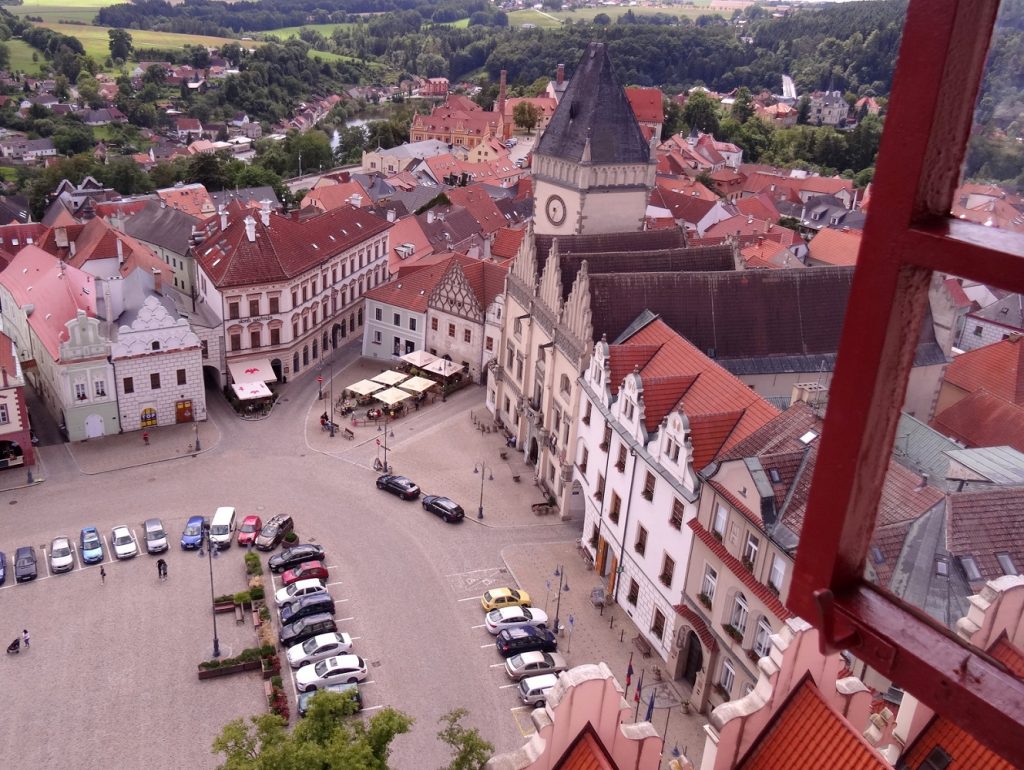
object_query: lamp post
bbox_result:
[194,418,201,452]
[474,461,493,519]
[329,360,335,438]
[199,521,221,658]
[552,564,569,636]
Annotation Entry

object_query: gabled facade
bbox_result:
[0,331,35,469]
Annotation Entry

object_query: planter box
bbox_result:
[213,601,235,614]
[197,659,260,680]
[261,658,281,680]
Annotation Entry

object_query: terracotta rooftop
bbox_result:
[945,486,1024,587]
[808,227,862,266]
[931,390,1024,453]
[157,183,214,217]
[738,679,889,769]
[610,318,779,467]
[490,226,525,261]
[445,185,506,236]
[363,257,463,313]
[944,337,1024,404]
[302,180,372,213]
[624,86,665,125]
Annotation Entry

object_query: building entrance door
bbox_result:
[683,631,703,686]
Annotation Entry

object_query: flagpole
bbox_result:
[634,669,645,721]
[625,651,635,700]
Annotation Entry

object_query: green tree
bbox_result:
[661,97,685,139]
[683,90,720,135]
[731,86,754,124]
[108,28,133,62]
[212,694,412,769]
[52,122,94,155]
[513,102,541,134]
[76,75,103,110]
[593,13,611,25]
[796,96,811,125]
[438,709,494,770]
[0,42,10,73]
[286,130,333,176]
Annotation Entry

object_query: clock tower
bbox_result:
[532,42,656,237]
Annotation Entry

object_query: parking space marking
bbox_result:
[457,595,481,602]
[511,706,537,738]
[334,598,349,604]
[445,566,509,596]
[336,616,355,622]
[489,663,505,669]
[480,643,495,649]
[324,564,341,569]
[326,581,344,587]
[498,683,517,690]
[471,623,487,630]
[362,705,385,712]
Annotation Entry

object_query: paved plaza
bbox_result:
[0,342,708,768]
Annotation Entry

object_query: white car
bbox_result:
[49,536,74,573]
[111,525,138,559]
[286,632,353,669]
[295,654,368,692]
[485,606,549,635]
[275,578,328,609]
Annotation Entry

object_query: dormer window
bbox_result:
[959,556,982,582]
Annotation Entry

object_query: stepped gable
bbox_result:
[534,41,649,166]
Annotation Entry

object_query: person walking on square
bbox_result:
[100,566,106,585]
[143,430,150,445]
[22,629,29,649]
[156,558,167,581]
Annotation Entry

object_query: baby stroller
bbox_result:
[6,638,19,654]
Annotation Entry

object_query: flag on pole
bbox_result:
[634,670,644,703]
[645,688,655,722]
[626,653,634,688]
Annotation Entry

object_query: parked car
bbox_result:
[297,682,362,717]
[495,625,558,658]
[0,551,6,585]
[286,631,354,669]
[237,515,262,547]
[269,544,325,573]
[295,654,368,692]
[505,651,568,681]
[111,525,138,559]
[275,578,328,609]
[518,673,559,706]
[375,474,420,500]
[180,516,205,550]
[79,527,104,564]
[421,495,465,523]
[280,593,337,625]
[279,613,337,647]
[485,606,549,635]
[255,513,294,551]
[142,518,168,554]
[14,546,37,582]
[281,561,329,586]
[49,536,74,573]
[482,587,532,611]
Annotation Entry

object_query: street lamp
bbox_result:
[552,565,570,636]
[328,360,335,438]
[473,462,493,519]
[198,521,221,658]
[194,419,201,452]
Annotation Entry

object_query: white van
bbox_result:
[518,673,558,706]
[209,506,236,548]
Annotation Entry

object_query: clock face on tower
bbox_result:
[545,194,567,226]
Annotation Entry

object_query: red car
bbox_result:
[281,561,329,586]
[237,515,262,547]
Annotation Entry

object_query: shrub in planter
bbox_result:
[271,675,283,689]
[245,552,263,576]
[283,531,298,544]
[199,659,222,670]
[259,605,270,622]
[260,644,276,658]
[214,594,234,604]
[250,585,265,602]
[233,590,252,607]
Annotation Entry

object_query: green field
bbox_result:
[39,22,248,61]
[510,3,727,27]
[5,38,46,75]
[10,0,113,24]
[260,22,353,40]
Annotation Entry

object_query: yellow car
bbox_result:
[482,587,532,612]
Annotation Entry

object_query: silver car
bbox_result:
[142,518,168,554]
[286,632,353,669]
[504,651,568,681]
[49,536,74,573]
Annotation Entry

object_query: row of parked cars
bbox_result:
[481,587,568,707]
[268,544,370,717]
[375,474,466,523]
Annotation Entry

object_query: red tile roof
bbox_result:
[624,86,665,125]
[363,259,457,312]
[989,633,1024,678]
[808,227,862,266]
[945,486,1024,586]
[554,726,617,770]
[901,707,1015,770]
[157,183,214,217]
[460,259,509,310]
[740,239,803,270]
[490,226,525,261]
[931,390,1024,452]
[445,185,506,236]
[673,604,718,653]
[610,318,778,467]
[942,338,1024,405]
[703,214,803,246]
[302,180,371,213]
[734,193,781,223]
[739,679,889,770]
[690,517,793,620]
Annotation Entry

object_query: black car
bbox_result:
[422,495,465,523]
[14,546,37,583]
[255,514,295,551]
[495,625,558,658]
[0,551,6,585]
[280,593,337,625]
[376,474,420,500]
[269,543,326,574]
[279,612,338,647]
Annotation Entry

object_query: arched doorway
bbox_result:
[528,437,539,466]
[292,352,300,373]
[333,323,343,347]
[202,365,222,390]
[270,358,283,382]
[682,631,703,686]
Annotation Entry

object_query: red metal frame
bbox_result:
[788,0,1024,764]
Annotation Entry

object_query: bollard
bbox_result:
[619,629,624,643]
[26,469,34,484]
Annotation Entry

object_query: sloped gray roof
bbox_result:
[123,200,201,255]
[534,41,649,166]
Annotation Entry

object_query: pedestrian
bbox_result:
[21,629,29,649]
[142,430,150,445]
[100,566,106,585]
[156,558,166,581]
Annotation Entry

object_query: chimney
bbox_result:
[54,227,68,249]
[498,69,507,117]
[69,241,76,258]
[116,238,124,264]
[219,204,228,231]
[556,63,565,85]
[427,210,435,224]
[349,194,362,208]
[244,215,256,242]
[386,209,396,223]
[259,201,270,227]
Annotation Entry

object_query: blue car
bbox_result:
[181,515,205,549]
[0,551,6,585]
[79,527,104,564]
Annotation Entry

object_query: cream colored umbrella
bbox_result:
[372,369,410,387]
[423,358,462,378]
[400,350,438,368]
[374,387,413,406]
[398,375,436,393]
[347,379,384,396]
